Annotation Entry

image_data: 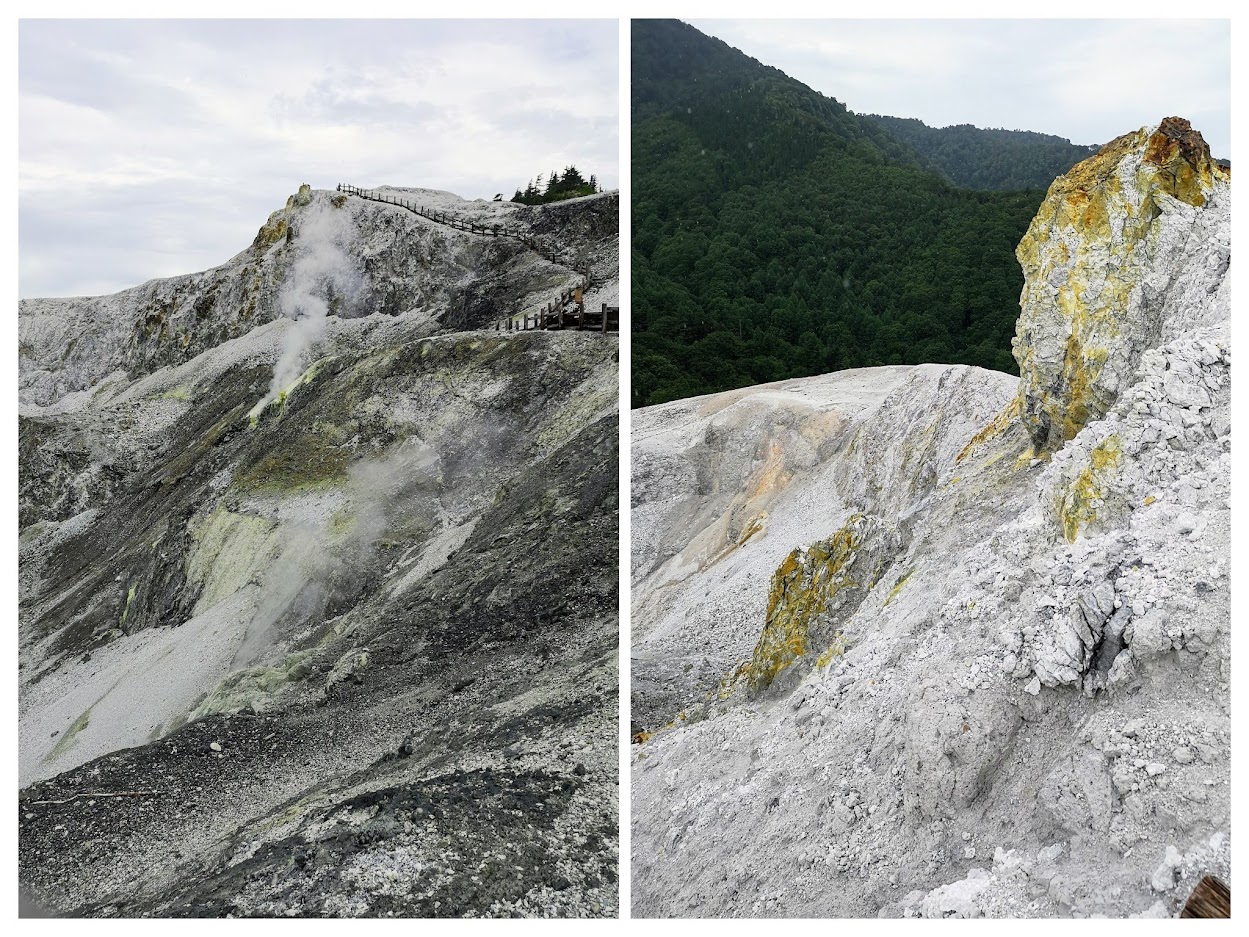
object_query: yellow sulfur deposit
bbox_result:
[1013,118,1228,453]
[1056,434,1122,542]
[746,516,863,692]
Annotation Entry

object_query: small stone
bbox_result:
[1145,763,1166,777]
[964,846,976,860]
[1037,842,1064,864]
[1151,862,1176,892]
[1024,676,1041,696]
[1173,746,1194,765]
[209,741,222,752]
[1123,793,1149,820]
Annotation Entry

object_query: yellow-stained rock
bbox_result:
[745,513,892,694]
[1055,434,1123,543]
[1013,118,1229,453]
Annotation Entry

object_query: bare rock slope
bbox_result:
[19,186,620,917]
[631,119,1229,919]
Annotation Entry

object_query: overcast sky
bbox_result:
[19,19,619,298]
[690,19,1230,160]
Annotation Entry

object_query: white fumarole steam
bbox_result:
[256,198,362,413]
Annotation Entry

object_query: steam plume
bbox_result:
[259,198,362,409]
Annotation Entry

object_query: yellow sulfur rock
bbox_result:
[1056,434,1122,543]
[746,516,863,692]
[1013,118,1228,453]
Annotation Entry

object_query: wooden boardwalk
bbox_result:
[500,282,620,334]
[337,183,617,334]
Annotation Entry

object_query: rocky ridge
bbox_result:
[630,119,1229,918]
[19,184,619,917]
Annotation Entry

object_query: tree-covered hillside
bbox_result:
[631,19,1080,408]
[865,115,1098,191]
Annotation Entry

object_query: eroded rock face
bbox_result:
[19,187,620,918]
[19,186,619,408]
[1013,117,1230,453]
[745,513,899,695]
[631,118,1229,920]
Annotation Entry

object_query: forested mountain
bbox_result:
[631,19,1070,407]
[865,115,1099,190]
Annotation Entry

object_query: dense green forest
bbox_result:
[864,115,1098,190]
[631,19,1089,408]
[511,165,599,205]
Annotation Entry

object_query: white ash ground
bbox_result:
[631,349,1230,919]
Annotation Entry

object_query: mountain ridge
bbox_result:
[631,19,1079,408]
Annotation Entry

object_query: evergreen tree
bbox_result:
[508,166,601,205]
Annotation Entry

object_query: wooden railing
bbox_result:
[497,282,620,334]
[337,183,618,335]
[337,183,565,266]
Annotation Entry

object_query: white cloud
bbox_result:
[19,19,619,297]
[689,18,1230,156]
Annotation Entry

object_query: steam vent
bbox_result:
[630,118,1230,918]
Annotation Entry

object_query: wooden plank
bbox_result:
[1182,876,1230,918]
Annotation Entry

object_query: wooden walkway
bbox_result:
[501,284,620,334]
[338,183,563,264]
[337,183,617,334]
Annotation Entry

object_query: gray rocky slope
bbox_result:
[19,185,619,917]
[630,119,1230,918]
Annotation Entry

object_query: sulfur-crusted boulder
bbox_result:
[1013,117,1230,453]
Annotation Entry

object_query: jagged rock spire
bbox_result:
[1012,117,1230,453]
